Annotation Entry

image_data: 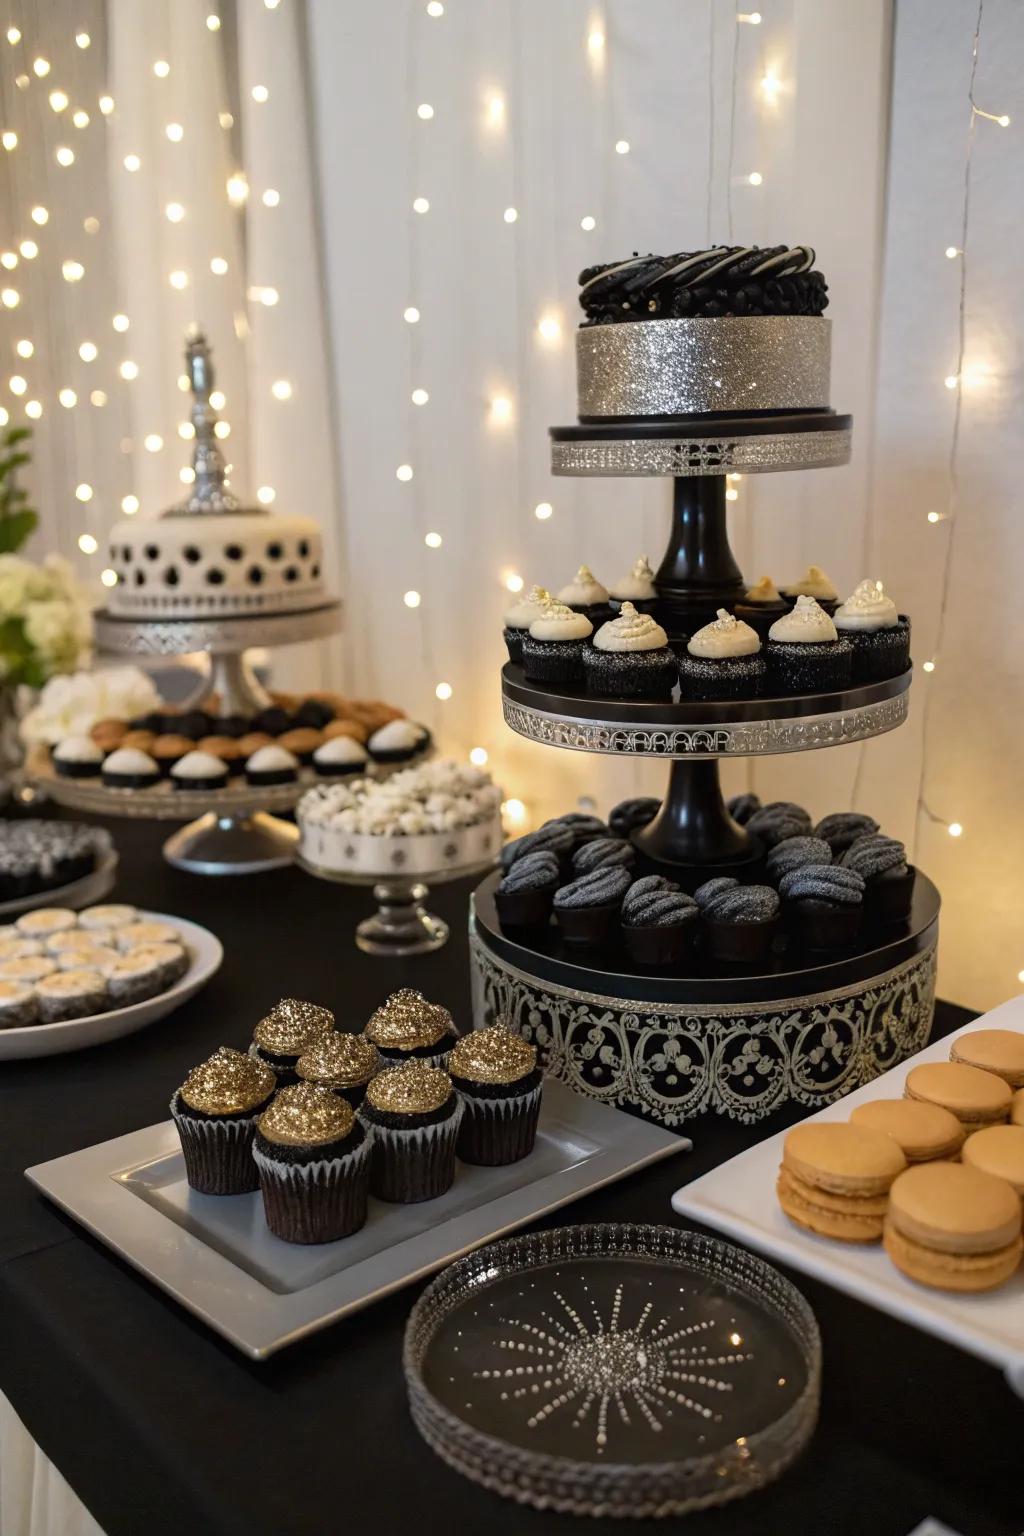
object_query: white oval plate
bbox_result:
[0,911,223,1061]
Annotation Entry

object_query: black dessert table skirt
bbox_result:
[0,809,1017,1536]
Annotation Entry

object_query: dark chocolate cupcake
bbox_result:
[833,581,911,683]
[253,1084,371,1243]
[780,565,839,616]
[359,1062,462,1202]
[621,875,698,967]
[813,811,880,856]
[694,876,740,912]
[779,864,865,949]
[295,1031,382,1107]
[556,564,611,623]
[502,585,552,664]
[765,835,833,884]
[841,834,914,924]
[553,865,631,947]
[583,604,677,700]
[551,812,609,850]
[448,1024,542,1165]
[726,793,761,826]
[746,801,813,848]
[494,849,560,931]
[52,735,104,778]
[250,998,336,1083]
[170,1046,277,1196]
[766,596,853,695]
[678,610,766,701]
[700,883,780,965]
[520,601,594,684]
[101,747,160,790]
[608,555,658,617]
[501,820,575,872]
[571,836,637,876]
[363,988,455,1068]
[734,576,789,640]
[609,797,660,838]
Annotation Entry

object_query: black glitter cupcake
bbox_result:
[678,610,766,701]
[726,793,761,827]
[250,998,336,1084]
[553,865,631,947]
[694,876,740,912]
[555,564,611,623]
[448,1025,543,1165]
[765,835,833,885]
[609,797,660,839]
[552,812,610,850]
[700,883,780,966]
[608,555,658,617]
[583,604,677,701]
[746,801,813,848]
[780,565,840,616]
[494,849,560,931]
[572,836,637,876]
[833,581,911,684]
[520,602,594,684]
[359,1063,462,1202]
[621,875,698,967]
[363,988,455,1068]
[779,864,865,949]
[295,1031,382,1108]
[841,834,915,924]
[734,576,789,640]
[501,820,575,874]
[170,1046,277,1196]
[813,811,880,857]
[502,585,552,664]
[766,596,853,695]
[253,1084,372,1243]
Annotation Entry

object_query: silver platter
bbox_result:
[296,853,498,957]
[30,754,306,822]
[551,427,851,477]
[93,599,342,657]
[577,315,831,418]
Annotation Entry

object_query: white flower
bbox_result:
[20,666,160,746]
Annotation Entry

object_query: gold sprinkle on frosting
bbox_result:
[297,1031,381,1089]
[179,1046,275,1116]
[364,988,454,1052]
[448,1025,537,1086]
[364,1062,453,1116]
[257,1083,355,1146]
[253,997,336,1055]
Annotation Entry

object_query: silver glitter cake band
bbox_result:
[576,316,831,417]
[551,428,851,478]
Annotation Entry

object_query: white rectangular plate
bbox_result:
[27,1079,688,1359]
[672,995,1024,1395]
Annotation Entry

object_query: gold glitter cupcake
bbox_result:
[296,1031,382,1107]
[359,1062,463,1203]
[251,998,336,1082]
[171,1046,277,1195]
[448,1025,543,1166]
[253,1083,372,1243]
[363,988,455,1068]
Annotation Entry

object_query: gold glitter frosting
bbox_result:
[253,997,336,1055]
[364,988,454,1052]
[448,1025,537,1086]
[257,1083,355,1146]
[364,1062,453,1116]
[179,1046,275,1116]
[296,1031,381,1089]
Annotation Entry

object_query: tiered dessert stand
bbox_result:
[35,334,341,875]
[471,311,939,1134]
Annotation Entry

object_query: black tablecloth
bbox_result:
[0,815,1018,1536]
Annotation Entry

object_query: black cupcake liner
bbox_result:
[786,900,862,951]
[246,768,299,787]
[495,883,556,932]
[554,900,621,948]
[732,603,789,641]
[455,1085,542,1166]
[54,759,102,779]
[363,1107,463,1202]
[868,863,916,925]
[173,773,228,792]
[253,1136,371,1243]
[704,914,779,966]
[171,1092,262,1196]
[520,636,588,684]
[582,647,677,701]
[102,771,160,790]
[622,919,696,968]
[677,654,767,702]
[765,639,853,696]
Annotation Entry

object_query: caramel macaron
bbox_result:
[118,728,157,753]
[961,1124,1024,1198]
[90,717,127,750]
[904,1060,1011,1130]
[777,1122,906,1242]
[950,1029,1024,1090]
[884,1161,1022,1292]
[1013,1088,1024,1127]
[322,718,369,745]
[277,727,323,764]
[850,1098,964,1163]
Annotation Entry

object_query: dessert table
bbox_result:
[0,810,1018,1536]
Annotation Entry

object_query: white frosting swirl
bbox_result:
[784,564,838,601]
[528,601,593,642]
[593,602,668,653]
[687,609,761,659]
[556,564,608,607]
[768,594,839,644]
[610,556,656,601]
[504,584,551,629]
[834,579,899,632]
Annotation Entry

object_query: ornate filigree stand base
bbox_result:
[163,811,299,876]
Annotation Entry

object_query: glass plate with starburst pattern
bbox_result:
[404,1222,820,1518]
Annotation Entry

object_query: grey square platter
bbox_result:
[25,1078,688,1359]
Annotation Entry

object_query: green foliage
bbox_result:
[0,426,38,554]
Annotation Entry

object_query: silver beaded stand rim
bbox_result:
[470,928,938,1129]
[501,688,909,759]
[577,315,832,418]
[551,427,851,477]
[93,599,342,657]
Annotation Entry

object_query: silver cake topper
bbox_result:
[167,327,258,516]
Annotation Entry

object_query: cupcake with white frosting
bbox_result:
[608,555,658,617]
[678,609,766,701]
[101,746,160,790]
[833,579,910,683]
[781,564,839,615]
[502,584,551,663]
[583,603,676,699]
[367,718,432,766]
[734,575,789,639]
[556,564,610,622]
[520,600,593,684]
[53,735,104,779]
[170,750,229,792]
[766,595,853,695]
[311,735,368,779]
[245,743,300,787]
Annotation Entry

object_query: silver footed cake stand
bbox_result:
[295,854,498,957]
